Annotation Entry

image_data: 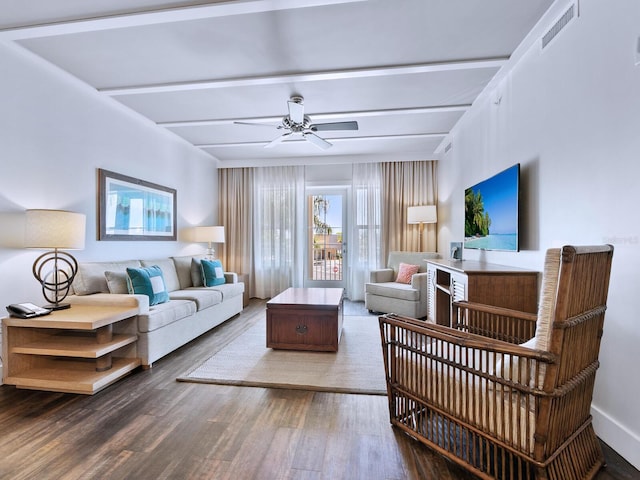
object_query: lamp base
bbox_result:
[43,303,71,311]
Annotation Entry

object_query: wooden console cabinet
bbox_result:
[2,304,140,394]
[426,259,538,326]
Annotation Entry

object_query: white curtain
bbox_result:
[347,162,383,301]
[252,165,305,298]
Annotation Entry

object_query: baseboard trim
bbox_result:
[592,404,640,470]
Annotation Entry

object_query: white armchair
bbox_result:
[365,251,440,318]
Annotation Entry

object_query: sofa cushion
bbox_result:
[137,299,196,333]
[141,258,181,292]
[396,263,420,284]
[126,266,170,306]
[171,254,207,289]
[104,271,129,294]
[201,259,226,286]
[73,260,142,295]
[211,282,244,300]
[191,258,205,287]
[169,289,223,310]
[365,282,419,301]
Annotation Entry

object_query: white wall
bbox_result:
[0,41,218,374]
[438,0,640,468]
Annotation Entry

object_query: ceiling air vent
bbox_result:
[541,3,576,50]
[444,142,453,154]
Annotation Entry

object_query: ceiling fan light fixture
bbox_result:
[239,95,354,150]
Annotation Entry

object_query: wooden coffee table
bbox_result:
[266,287,344,352]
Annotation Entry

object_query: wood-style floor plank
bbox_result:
[0,299,637,479]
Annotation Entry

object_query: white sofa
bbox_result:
[365,251,440,318]
[67,254,244,367]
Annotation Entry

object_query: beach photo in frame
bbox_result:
[98,169,177,241]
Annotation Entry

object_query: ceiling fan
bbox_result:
[234,96,358,150]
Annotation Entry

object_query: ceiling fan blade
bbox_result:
[287,99,305,125]
[303,132,332,150]
[264,132,292,149]
[311,121,359,132]
[234,121,280,129]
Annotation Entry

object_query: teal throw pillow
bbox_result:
[126,265,169,305]
[201,259,226,287]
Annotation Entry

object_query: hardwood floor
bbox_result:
[0,300,637,479]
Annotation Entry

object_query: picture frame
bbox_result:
[98,169,177,241]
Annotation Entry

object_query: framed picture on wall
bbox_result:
[98,168,177,241]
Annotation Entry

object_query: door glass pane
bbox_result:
[310,194,343,281]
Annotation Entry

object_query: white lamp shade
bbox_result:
[193,225,225,243]
[25,209,86,249]
[407,205,437,224]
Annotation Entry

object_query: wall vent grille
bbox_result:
[444,142,452,153]
[542,3,575,50]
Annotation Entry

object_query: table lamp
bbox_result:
[193,225,225,259]
[25,209,86,310]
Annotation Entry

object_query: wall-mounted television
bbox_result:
[464,164,520,252]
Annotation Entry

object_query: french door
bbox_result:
[304,187,348,292]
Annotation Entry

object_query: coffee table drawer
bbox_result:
[267,309,340,352]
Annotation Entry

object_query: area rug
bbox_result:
[177,315,387,395]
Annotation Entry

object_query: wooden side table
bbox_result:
[2,304,140,394]
[237,273,250,307]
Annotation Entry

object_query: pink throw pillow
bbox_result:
[396,263,420,284]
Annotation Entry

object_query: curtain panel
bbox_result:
[347,162,383,301]
[381,161,438,261]
[252,166,305,298]
[218,167,253,283]
[219,166,304,299]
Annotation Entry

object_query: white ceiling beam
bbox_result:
[100,59,507,97]
[196,132,447,149]
[0,0,368,40]
[159,105,470,128]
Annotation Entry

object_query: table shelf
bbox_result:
[4,357,141,394]
[11,332,137,358]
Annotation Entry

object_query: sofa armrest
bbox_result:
[66,293,150,314]
[369,268,394,283]
[410,272,429,291]
[223,272,238,284]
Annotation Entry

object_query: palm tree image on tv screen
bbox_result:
[464,164,519,251]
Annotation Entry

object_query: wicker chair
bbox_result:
[379,245,614,480]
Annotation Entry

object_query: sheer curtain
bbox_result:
[347,162,382,301]
[252,165,305,298]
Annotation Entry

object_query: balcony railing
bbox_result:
[311,247,343,281]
